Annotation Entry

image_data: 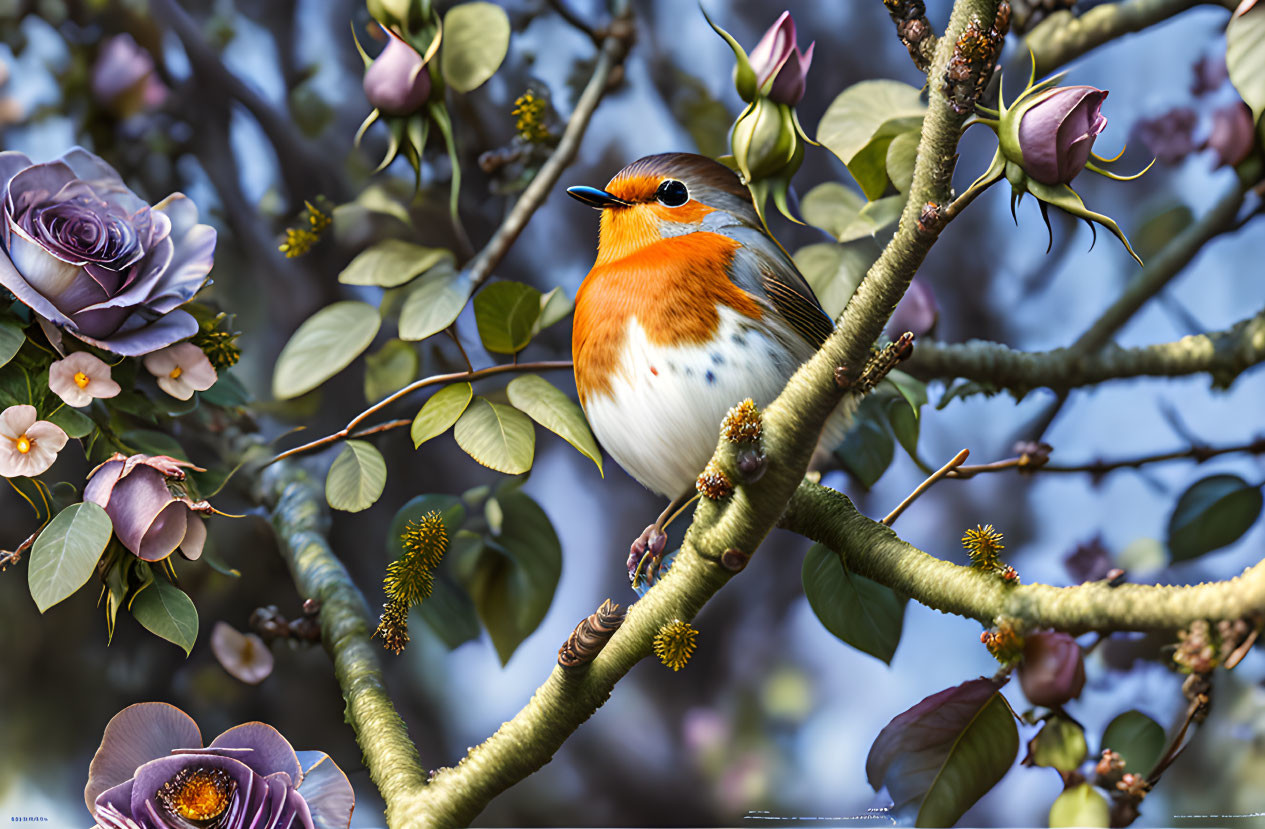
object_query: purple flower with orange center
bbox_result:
[85,702,354,829]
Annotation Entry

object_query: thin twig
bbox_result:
[883,448,970,525]
[1223,625,1260,670]
[935,438,1265,480]
[463,1,633,294]
[546,0,600,43]
[348,419,413,440]
[266,360,573,465]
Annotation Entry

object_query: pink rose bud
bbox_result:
[747,11,815,106]
[91,34,168,118]
[886,278,938,339]
[1131,107,1198,165]
[1013,86,1110,185]
[1205,102,1256,168]
[1019,631,1086,707]
[363,26,432,116]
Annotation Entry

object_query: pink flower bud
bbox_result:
[748,12,815,106]
[363,26,432,116]
[1014,86,1109,185]
[1205,102,1256,168]
[1019,631,1086,707]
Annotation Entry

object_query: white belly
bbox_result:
[582,308,810,498]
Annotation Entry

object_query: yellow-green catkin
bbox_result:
[653,619,698,671]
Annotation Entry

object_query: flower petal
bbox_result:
[84,702,202,813]
[180,514,207,561]
[210,621,274,685]
[0,249,78,330]
[295,752,355,829]
[137,501,189,561]
[5,227,84,298]
[59,147,148,214]
[83,458,126,508]
[208,722,303,782]
[75,308,199,357]
[102,466,182,558]
[129,752,259,824]
[25,419,69,454]
[0,404,36,439]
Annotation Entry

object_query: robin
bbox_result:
[568,152,854,585]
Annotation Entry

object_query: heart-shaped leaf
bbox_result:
[506,375,602,474]
[818,80,926,200]
[398,264,474,342]
[28,502,113,613]
[453,396,535,474]
[0,319,24,368]
[441,2,511,93]
[1026,715,1087,772]
[1167,474,1263,562]
[130,578,199,655]
[1049,784,1110,828]
[325,440,387,512]
[802,543,905,663]
[411,382,473,448]
[474,281,543,354]
[338,239,453,288]
[364,338,419,404]
[273,301,381,400]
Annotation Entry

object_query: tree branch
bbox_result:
[905,306,1265,391]
[463,0,633,293]
[1024,0,1237,77]
[258,456,428,823]
[781,480,1265,634]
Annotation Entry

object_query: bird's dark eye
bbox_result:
[655,179,689,207]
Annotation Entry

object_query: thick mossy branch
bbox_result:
[260,460,428,823]
[782,480,1265,634]
[1025,0,1238,76]
[907,308,1265,391]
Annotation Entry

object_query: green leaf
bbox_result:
[880,371,926,458]
[201,371,251,408]
[1028,715,1088,772]
[441,1,511,93]
[27,502,112,613]
[838,195,906,243]
[363,338,419,403]
[818,80,926,200]
[1100,710,1165,775]
[339,239,453,288]
[474,281,543,354]
[417,575,482,649]
[461,491,562,664]
[273,301,381,400]
[886,130,920,194]
[397,264,473,342]
[1166,474,1263,562]
[0,319,25,368]
[1049,783,1110,828]
[834,396,895,489]
[801,182,866,240]
[533,287,574,335]
[325,440,387,512]
[867,678,1018,827]
[453,397,535,475]
[411,382,473,447]
[793,241,878,319]
[120,429,188,461]
[1228,1,1265,123]
[130,578,199,655]
[47,405,94,439]
[506,375,602,475]
[802,543,906,663]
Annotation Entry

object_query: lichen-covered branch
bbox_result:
[258,458,428,823]
[1025,0,1237,76]
[782,480,1265,634]
[905,307,1265,391]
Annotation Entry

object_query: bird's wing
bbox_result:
[723,225,835,351]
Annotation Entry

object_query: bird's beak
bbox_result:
[566,185,631,209]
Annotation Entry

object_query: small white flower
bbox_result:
[0,404,68,477]
[48,351,121,407]
[142,342,217,401]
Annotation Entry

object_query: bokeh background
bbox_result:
[1,0,1263,825]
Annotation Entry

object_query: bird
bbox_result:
[567,152,854,586]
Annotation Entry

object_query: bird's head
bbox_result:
[567,153,758,265]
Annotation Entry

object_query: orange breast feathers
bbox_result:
[572,231,764,404]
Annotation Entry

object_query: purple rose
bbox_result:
[0,148,215,356]
[85,702,354,829]
[363,26,432,116]
[747,11,815,106]
[1205,102,1256,168]
[83,453,212,562]
[1014,86,1109,185]
[1019,631,1086,707]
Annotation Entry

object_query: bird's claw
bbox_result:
[627,524,668,588]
